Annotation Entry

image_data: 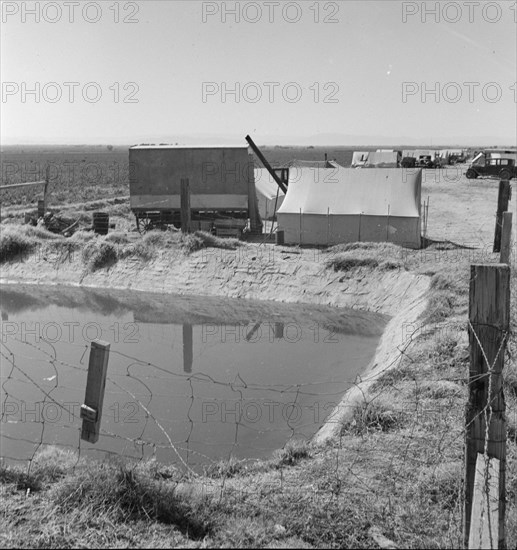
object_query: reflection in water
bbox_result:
[183,324,193,374]
[0,284,388,470]
[274,322,284,339]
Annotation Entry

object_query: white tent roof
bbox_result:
[363,151,399,167]
[351,151,369,166]
[402,149,436,158]
[254,168,284,200]
[277,167,421,218]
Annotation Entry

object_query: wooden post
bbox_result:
[299,208,302,245]
[247,160,262,234]
[44,163,49,210]
[386,204,391,242]
[37,200,46,219]
[80,341,110,443]
[180,178,191,234]
[464,264,509,549]
[499,212,512,265]
[493,180,511,252]
[468,454,500,549]
[327,207,330,246]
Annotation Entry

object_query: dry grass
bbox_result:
[326,244,405,272]
[81,240,118,271]
[0,228,35,262]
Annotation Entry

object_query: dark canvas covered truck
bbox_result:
[129,144,262,235]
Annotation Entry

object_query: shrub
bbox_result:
[272,439,311,467]
[344,400,402,435]
[0,230,34,263]
[105,231,131,244]
[82,240,118,271]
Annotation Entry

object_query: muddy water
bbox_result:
[0,284,388,469]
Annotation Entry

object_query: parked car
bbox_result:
[401,156,416,168]
[466,157,517,180]
[416,155,438,168]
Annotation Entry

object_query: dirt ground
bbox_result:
[421,166,514,247]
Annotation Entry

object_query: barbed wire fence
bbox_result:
[1,305,515,546]
[0,247,515,548]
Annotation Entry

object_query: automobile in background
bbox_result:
[401,156,416,168]
[466,149,517,180]
[416,155,438,168]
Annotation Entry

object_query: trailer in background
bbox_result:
[129,144,262,236]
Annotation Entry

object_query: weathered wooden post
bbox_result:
[499,212,512,265]
[327,207,330,246]
[44,163,49,209]
[38,164,50,218]
[180,178,191,234]
[80,341,110,443]
[493,180,511,252]
[469,455,500,550]
[247,159,262,234]
[299,208,303,245]
[464,264,509,549]
[182,324,193,374]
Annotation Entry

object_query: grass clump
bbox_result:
[0,229,35,262]
[0,448,75,492]
[82,240,118,271]
[205,456,246,479]
[53,461,213,539]
[326,242,405,273]
[21,225,63,240]
[272,439,311,467]
[193,231,242,250]
[344,400,403,435]
[104,231,131,245]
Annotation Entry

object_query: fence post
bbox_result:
[493,180,511,252]
[327,207,330,246]
[180,178,191,234]
[499,212,512,265]
[469,454,500,549]
[299,208,302,245]
[80,341,110,443]
[44,162,49,209]
[464,264,509,549]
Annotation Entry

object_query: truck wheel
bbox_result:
[499,169,511,180]
[466,169,477,179]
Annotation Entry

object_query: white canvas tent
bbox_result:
[254,168,285,220]
[363,151,400,167]
[351,151,369,167]
[277,166,422,248]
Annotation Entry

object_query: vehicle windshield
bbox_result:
[471,153,484,165]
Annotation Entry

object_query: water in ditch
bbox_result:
[0,284,388,470]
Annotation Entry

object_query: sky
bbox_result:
[1,0,516,145]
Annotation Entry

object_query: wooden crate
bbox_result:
[215,228,242,238]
